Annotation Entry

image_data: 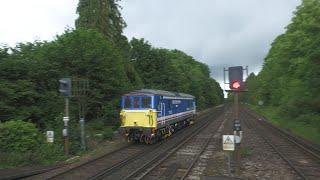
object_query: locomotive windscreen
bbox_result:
[122,96,152,109]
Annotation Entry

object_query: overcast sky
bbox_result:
[0,0,301,90]
[120,0,301,89]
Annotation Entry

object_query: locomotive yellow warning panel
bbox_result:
[120,109,157,128]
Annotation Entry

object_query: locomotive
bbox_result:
[118,89,196,144]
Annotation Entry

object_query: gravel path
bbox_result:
[239,109,300,180]
[202,106,301,179]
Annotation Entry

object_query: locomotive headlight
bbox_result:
[120,111,126,126]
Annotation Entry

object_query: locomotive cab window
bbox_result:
[124,96,131,108]
[168,100,173,109]
[142,97,151,108]
[133,97,140,108]
[188,100,193,108]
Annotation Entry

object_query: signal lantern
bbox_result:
[231,81,241,90]
[228,66,243,91]
[59,78,72,97]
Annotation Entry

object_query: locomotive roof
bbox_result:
[124,89,195,99]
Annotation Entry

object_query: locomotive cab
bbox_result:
[119,95,157,142]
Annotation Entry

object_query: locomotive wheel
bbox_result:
[144,136,155,144]
[127,134,134,143]
[140,135,145,143]
[170,126,174,133]
[127,137,132,143]
[144,136,150,144]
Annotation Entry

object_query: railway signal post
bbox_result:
[224,66,248,175]
[73,79,89,150]
[63,99,70,155]
[59,78,72,155]
[59,78,89,154]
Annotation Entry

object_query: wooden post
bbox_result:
[64,98,69,156]
[234,92,241,175]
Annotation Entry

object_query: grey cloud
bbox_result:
[120,0,301,90]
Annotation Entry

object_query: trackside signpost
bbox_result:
[223,135,235,175]
[46,131,54,143]
[59,77,89,155]
[59,78,71,156]
[223,135,235,151]
[223,65,249,175]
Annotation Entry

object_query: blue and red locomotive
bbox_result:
[118,89,196,144]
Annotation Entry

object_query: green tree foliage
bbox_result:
[0,29,223,129]
[0,29,136,127]
[0,120,40,153]
[0,0,224,159]
[243,0,320,126]
[75,0,126,43]
[0,120,66,168]
[130,38,224,109]
[0,46,9,60]
[75,0,141,87]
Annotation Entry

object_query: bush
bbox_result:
[0,120,68,168]
[35,143,66,164]
[0,120,41,153]
[0,151,34,168]
[0,143,67,168]
[89,120,105,131]
[102,127,114,140]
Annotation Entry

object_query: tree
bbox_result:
[75,0,141,88]
[130,38,224,109]
[243,0,320,126]
[75,0,126,43]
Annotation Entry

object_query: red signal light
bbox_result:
[231,81,241,89]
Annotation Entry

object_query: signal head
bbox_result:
[228,66,243,90]
[59,78,72,97]
[231,81,241,89]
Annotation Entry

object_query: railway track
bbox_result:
[242,108,320,180]
[91,106,224,180]
[22,106,223,180]
[0,165,63,180]
[47,144,150,179]
[121,107,228,180]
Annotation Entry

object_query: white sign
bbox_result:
[62,129,68,136]
[46,131,54,143]
[63,117,69,126]
[223,135,235,151]
[235,135,241,144]
[172,100,181,104]
[63,116,69,122]
[258,100,264,106]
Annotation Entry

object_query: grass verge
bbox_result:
[248,105,320,145]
